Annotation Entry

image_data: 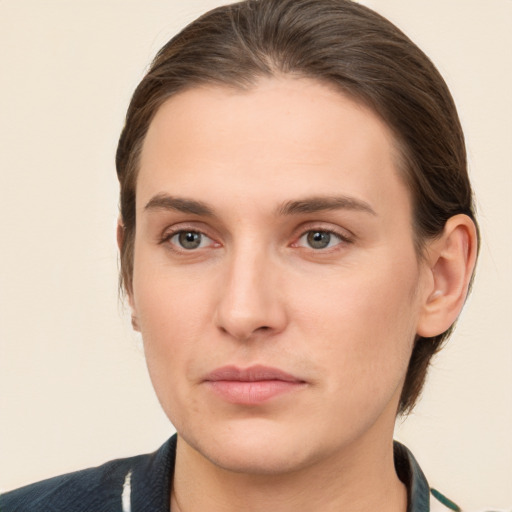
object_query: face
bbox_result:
[130,77,430,475]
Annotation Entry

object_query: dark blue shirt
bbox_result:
[0,436,459,512]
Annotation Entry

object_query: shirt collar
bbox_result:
[136,436,455,512]
[394,440,432,512]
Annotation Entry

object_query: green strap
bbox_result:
[431,488,462,512]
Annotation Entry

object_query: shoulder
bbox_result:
[397,445,507,512]
[0,436,176,512]
[0,454,140,512]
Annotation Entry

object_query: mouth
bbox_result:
[204,365,307,405]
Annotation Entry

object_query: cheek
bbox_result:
[132,243,216,336]
[131,258,218,410]
[290,255,421,397]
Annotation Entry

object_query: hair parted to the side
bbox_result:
[116,0,479,415]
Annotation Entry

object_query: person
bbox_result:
[0,0,481,511]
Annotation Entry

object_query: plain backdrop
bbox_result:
[0,0,511,509]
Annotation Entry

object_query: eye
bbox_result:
[168,230,214,250]
[297,230,346,250]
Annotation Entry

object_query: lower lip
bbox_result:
[206,380,305,405]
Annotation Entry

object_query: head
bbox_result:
[116,1,478,471]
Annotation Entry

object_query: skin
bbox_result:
[125,77,477,512]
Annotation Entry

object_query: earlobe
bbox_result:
[116,218,125,251]
[417,214,478,338]
[116,218,140,332]
[131,313,140,332]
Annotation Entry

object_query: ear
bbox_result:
[417,214,478,338]
[116,218,140,332]
[116,217,125,252]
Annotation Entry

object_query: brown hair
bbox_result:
[116,0,479,414]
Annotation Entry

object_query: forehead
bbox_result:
[137,77,410,218]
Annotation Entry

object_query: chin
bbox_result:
[202,441,310,476]
[177,419,334,476]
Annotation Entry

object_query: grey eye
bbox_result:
[306,231,332,249]
[177,231,203,250]
[296,230,346,250]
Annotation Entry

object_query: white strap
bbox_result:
[122,470,132,512]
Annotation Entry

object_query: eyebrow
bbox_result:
[277,196,377,216]
[144,194,214,216]
[143,193,376,218]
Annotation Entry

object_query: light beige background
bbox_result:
[0,0,510,509]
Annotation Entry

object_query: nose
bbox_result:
[214,247,288,342]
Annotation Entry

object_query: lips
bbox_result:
[204,365,306,405]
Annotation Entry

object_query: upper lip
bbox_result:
[205,365,304,383]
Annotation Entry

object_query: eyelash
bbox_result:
[159,226,354,253]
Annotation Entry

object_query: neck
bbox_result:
[170,430,407,512]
